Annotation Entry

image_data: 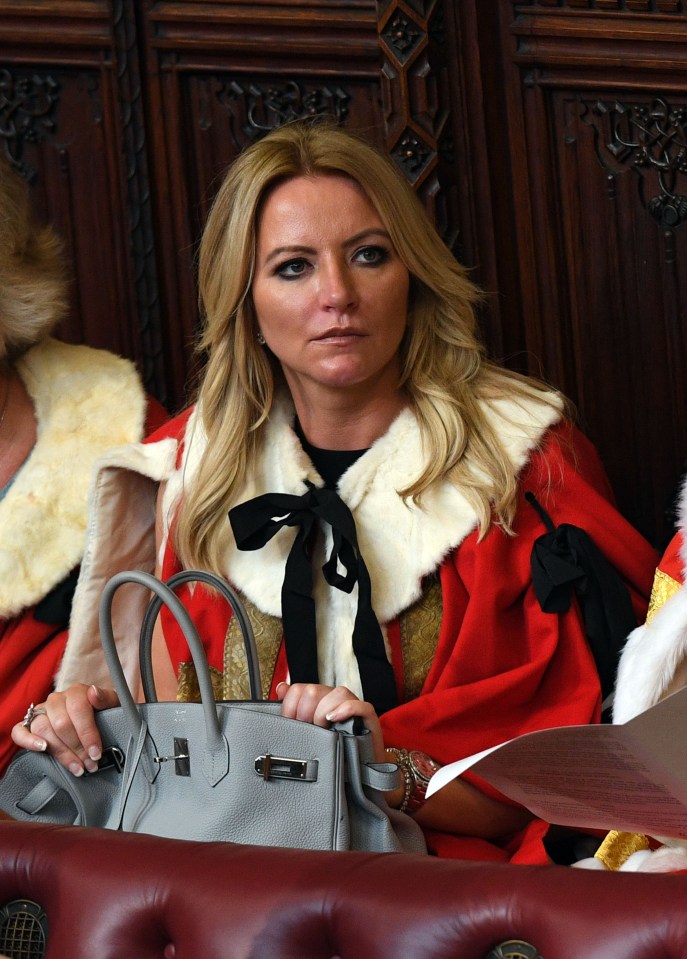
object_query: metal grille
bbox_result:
[486,941,543,959]
[0,900,47,959]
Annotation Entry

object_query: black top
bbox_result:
[295,420,368,490]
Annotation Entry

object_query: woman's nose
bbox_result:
[319,261,357,310]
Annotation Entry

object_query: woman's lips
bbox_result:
[314,328,364,342]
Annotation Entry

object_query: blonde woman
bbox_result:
[0,157,167,773]
[13,120,656,863]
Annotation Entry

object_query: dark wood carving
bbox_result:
[581,96,687,263]
[0,69,60,181]
[217,79,351,139]
[377,0,460,252]
[110,0,167,405]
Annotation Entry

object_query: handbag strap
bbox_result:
[138,569,262,702]
[99,570,229,782]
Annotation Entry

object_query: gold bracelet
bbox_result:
[385,747,412,814]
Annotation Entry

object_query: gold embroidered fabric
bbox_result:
[177,589,282,703]
[594,830,651,871]
[177,662,224,703]
[646,568,682,624]
[399,575,443,701]
[222,595,282,701]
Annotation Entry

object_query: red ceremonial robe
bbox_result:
[144,401,655,865]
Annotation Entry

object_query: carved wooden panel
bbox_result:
[2,0,684,546]
[0,1,168,401]
[473,1,687,545]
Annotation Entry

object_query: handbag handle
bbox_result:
[98,570,238,783]
[138,569,262,703]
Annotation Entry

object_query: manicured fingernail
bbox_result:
[88,746,102,762]
[69,762,84,777]
[32,740,47,752]
[325,712,339,722]
[90,685,104,701]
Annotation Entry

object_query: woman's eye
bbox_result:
[276,258,309,279]
[354,245,390,266]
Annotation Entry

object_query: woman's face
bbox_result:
[251,174,410,405]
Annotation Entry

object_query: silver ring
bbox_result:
[21,703,47,731]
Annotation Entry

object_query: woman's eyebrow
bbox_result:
[262,229,392,266]
[265,227,391,264]
[262,244,316,266]
[343,228,392,247]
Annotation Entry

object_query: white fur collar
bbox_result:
[613,478,687,723]
[0,338,147,617]
[164,391,562,695]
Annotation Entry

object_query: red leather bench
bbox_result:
[0,821,686,958]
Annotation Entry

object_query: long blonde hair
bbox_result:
[175,120,560,572]
[0,156,68,362]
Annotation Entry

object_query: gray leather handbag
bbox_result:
[0,569,427,854]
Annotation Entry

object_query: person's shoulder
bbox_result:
[529,419,613,492]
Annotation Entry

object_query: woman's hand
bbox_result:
[277,682,406,808]
[11,684,120,776]
[276,682,386,762]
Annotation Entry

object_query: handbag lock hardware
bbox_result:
[95,745,125,774]
[255,754,309,782]
[153,737,191,776]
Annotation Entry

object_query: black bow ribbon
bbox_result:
[526,492,638,708]
[228,481,398,715]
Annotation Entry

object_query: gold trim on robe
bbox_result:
[646,568,681,624]
[399,574,443,701]
[594,830,651,871]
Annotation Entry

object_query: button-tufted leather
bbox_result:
[1,822,687,958]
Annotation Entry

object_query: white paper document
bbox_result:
[425,685,687,840]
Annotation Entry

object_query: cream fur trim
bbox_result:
[0,338,147,617]
[613,476,687,724]
[170,392,563,697]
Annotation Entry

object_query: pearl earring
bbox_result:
[257,331,266,345]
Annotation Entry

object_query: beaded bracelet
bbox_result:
[385,747,413,814]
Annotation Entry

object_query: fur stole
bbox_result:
[162,391,563,696]
[613,478,687,724]
[0,338,147,618]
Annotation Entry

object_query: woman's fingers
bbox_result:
[279,683,359,726]
[11,684,120,776]
[277,683,385,756]
[322,696,386,762]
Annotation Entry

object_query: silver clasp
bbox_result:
[153,737,190,776]
[254,754,309,781]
